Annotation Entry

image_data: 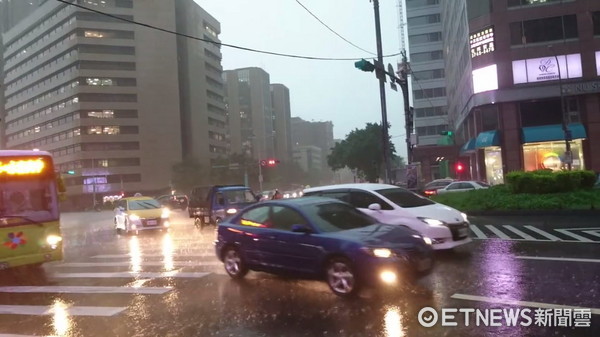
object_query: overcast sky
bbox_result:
[194,0,409,159]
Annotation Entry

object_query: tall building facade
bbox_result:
[442,0,600,184]
[405,0,448,146]
[290,117,334,172]
[224,67,275,160]
[0,0,226,208]
[270,83,292,163]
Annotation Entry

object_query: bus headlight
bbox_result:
[161,209,170,218]
[128,214,140,221]
[226,208,237,215]
[46,235,62,249]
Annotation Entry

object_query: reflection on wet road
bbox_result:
[0,211,597,336]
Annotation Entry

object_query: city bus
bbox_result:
[0,150,63,270]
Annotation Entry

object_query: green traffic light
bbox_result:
[440,131,454,136]
[354,59,375,72]
[67,170,75,175]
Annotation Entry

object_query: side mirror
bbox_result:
[291,224,311,234]
[368,203,381,211]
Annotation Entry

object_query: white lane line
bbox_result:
[484,225,511,240]
[91,253,212,259]
[0,334,57,337]
[0,305,125,317]
[503,225,537,240]
[0,286,172,295]
[56,261,221,267]
[51,271,211,279]
[555,229,594,243]
[515,256,600,263]
[583,230,600,239]
[523,225,561,241]
[469,225,487,239]
[451,293,600,315]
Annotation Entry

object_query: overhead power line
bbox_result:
[56,0,400,61]
[294,0,376,56]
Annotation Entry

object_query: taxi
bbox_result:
[114,196,170,235]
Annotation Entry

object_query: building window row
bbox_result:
[8,122,138,143]
[209,145,227,154]
[408,32,442,45]
[406,0,439,9]
[407,13,441,26]
[5,61,77,99]
[209,131,226,142]
[75,11,134,24]
[81,141,139,151]
[65,173,141,187]
[10,127,82,146]
[204,22,219,37]
[205,62,222,75]
[5,5,72,56]
[413,87,446,99]
[206,76,224,89]
[78,0,133,8]
[206,90,224,102]
[207,103,226,115]
[50,144,82,158]
[507,0,563,8]
[208,117,226,129]
[5,44,77,86]
[204,49,222,62]
[8,112,80,139]
[6,78,79,109]
[78,44,135,55]
[413,68,445,80]
[416,124,448,137]
[510,15,577,46]
[7,92,78,119]
[415,106,447,118]
[410,50,443,63]
[7,109,137,130]
[58,157,140,174]
[82,28,134,39]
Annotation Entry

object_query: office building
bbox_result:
[270,83,292,163]
[290,117,334,172]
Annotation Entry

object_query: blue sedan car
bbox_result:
[215,197,434,297]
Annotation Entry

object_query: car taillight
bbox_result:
[424,190,436,196]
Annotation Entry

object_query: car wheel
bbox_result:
[326,257,359,297]
[222,247,248,279]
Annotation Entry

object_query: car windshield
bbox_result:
[376,188,435,208]
[128,199,161,210]
[304,202,378,233]
[223,189,256,204]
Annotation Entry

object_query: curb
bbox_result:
[467,209,600,216]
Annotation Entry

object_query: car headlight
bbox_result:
[461,212,468,222]
[361,247,393,258]
[423,237,433,245]
[226,208,237,215]
[46,235,62,246]
[161,209,170,218]
[128,214,140,221]
[418,217,445,226]
[292,192,298,198]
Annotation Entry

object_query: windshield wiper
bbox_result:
[0,215,45,227]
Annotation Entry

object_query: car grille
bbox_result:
[447,222,469,241]
[142,218,162,227]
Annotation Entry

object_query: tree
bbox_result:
[170,158,207,192]
[327,123,397,182]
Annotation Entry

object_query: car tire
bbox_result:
[222,247,248,279]
[325,257,360,297]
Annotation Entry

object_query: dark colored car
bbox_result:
[215,197,434,297]
[189,185,260,228]
[422,179,454,197]
[156,194,188,210]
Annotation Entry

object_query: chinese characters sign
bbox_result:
[512,54,582,84]
[470,26,495,59]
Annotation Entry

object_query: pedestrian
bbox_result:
[272,190,283,200]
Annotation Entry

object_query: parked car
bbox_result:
[215,197,434,297]
[114,196,170,235]
[156,194,188,210]
[436,181,490,195]
[188,185,260,228]
[422,179,455,197]
[303,183,471,250]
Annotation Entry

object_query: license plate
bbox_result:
[458,227,469,237]
[204,217,210,224]
[147,220,158,226]
[418,258,432,271]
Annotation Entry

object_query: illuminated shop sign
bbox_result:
[512,54,582,84]
[472,64,498,94]
[469,26,495,59]
[596,51,600,76]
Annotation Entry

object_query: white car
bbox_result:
[303,183,471,250]
[436,181,490,195]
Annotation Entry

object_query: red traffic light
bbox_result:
[455,162,465,173]
[260,159,280,167]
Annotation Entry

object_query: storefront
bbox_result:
[521,123,587,171]
[477,130,504,185]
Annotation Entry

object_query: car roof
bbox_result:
[217,186,251,191]
[261,196,342,207]
[123,196,155,201]
[304,183,399,193]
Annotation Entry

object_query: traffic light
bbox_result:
[440,131,454,136]
[455,162,465,173]
[354,59,375,72]
[267,159,280,167]
[66,170,75,175]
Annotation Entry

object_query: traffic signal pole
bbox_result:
[372,0,392,184]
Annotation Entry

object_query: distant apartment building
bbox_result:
[0,0,226,208]
[270,83,292,163]
[292,145,322,172]
[224,67,275,160]
[290,117,334,172]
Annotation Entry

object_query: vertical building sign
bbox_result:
[469,26,495,59]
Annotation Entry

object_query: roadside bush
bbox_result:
[505,169,596,194]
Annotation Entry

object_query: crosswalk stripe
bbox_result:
[0,286,171,295]
[469,225,487,239]
[91,253,212,259]
[583,230,600,239]
[515,256,600,263]
[0,305,125,317]
[555,229,594,243]
[503,225,536,240]
[524,225,561,241]
[51,271,211,279]
[451,293,600,315]
[484,225,511,240]
[56,261,221,268]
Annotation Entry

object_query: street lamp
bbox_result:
[549,46,572,170]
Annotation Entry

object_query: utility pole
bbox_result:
[371,0,392,184]
[550,50,572,170]
[397,51,413,164]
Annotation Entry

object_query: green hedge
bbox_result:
[431,185,600,211]
[505,170,596,194]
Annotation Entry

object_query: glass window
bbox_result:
[239,206,270,226]
[270,206,307,231]
[222,190,256,204]
[510,15,578,45]
[350,191,393,210]
[375,188,435,207]
[305,202,377,233]
[127,199,160,210]
[407,14,440,26]
[523,140,585,171]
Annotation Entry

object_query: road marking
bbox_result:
[469,225,487,239]
[91,253,213,259]
[555,229,594,243]
[515,256,600,263]
[583,230,600,239]
[523,225,561,241]
[503,225,536,240]
[484,225,511,240]
[0,286,172,295]
[51,271,211,279]
[0,334,57,337]
[0,305,126,316]
[555,227,600,231]
[451,294,600,315]
[56,261,221,267]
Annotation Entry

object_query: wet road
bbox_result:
[0,211,598,336]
